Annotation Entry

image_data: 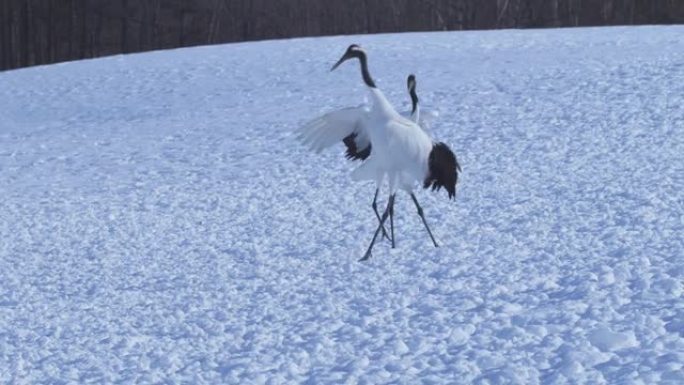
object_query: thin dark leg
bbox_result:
[410,193,439,248]
[360,194,395,261]
[389,194,395,248]
[372,188,391,241]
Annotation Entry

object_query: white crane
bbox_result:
[299,44,461,261]
[298,74,428,242]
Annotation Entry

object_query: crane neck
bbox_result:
[356,51,376,88]
[409,87,418,115]
[368,88,399,117]
[411,104,420,124]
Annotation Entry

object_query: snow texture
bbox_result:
[1,26,683,384]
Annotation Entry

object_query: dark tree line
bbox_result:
[1,0,682,71]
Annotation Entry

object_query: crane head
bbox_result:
[331,44,364,71]
[407,74,416,92]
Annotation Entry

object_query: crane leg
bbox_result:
[360,194,395,261]
[410,193,439,248]
[372,188,391,242]
[389,194,395,248]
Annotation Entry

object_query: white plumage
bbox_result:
[299,106,368,154]
[349,88,433,192]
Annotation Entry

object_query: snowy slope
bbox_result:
[1,26,683,384]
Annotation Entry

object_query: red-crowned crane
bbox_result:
[299,74,427,242]
[300,45,461,261]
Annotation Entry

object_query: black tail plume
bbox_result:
[423,142,461,199]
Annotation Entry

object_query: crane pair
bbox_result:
[299,44,461,261]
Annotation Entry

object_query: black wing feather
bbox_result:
[423,142,461,199]
[342,133,371,161]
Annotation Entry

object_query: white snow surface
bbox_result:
[1,26,684,384]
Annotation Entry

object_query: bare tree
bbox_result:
[2,0,683,71]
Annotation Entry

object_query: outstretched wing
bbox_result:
[297,106,371,160]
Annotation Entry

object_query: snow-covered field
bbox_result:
[1,26,683,384]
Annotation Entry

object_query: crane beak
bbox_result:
[330,57,344,71]
[330,53,350,71]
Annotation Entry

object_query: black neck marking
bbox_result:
[407,75,418,114]
[354,50,376,88]
[409,85,418,114]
